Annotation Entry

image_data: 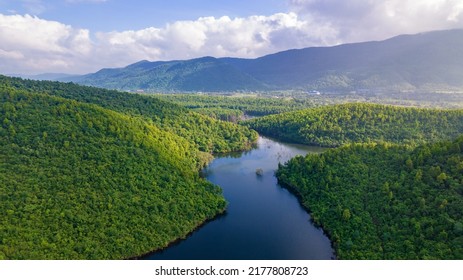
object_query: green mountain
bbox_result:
[67,56,267,92]
[0,76,258,259]
[15,73,75,81]
[65,29,463,93]
[225,29,463,92]
[0,91,227,259]
[1,75,258,154]
[248,101,463,258]
[245,103,463,147]
[277,137,463,259]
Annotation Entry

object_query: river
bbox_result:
[144,136,334,260]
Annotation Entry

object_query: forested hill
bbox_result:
[276,137,463,259]
[0,90,227,259]
[65,56,267,92]
[0,75,258,154]
[245,103,463,147]
[225,29,463,92]
[62,29,463,92]
[0,76,260,259]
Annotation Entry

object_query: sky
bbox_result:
[1,0,463,75]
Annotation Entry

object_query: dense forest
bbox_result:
[0,90,228,259]
[65,57,266,92]
[245,103,463,147]
[156,94,340,118]
[245,101,463,259]
[276,138,463,259]
[0,76,260,259]
[156,93,463,126]
[2,74,462,260]
[157,93,463,124]
[0,76,258,154]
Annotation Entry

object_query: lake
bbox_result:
[144,136,334,260]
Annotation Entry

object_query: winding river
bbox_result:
[144,136,334,260]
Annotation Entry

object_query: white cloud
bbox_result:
[1,1,463,75]
[288,0,463,43]
[96,12,338,63]
[0,14,93,74]
[0,49,25,60]
[0,12,338,74]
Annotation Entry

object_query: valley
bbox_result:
[1,29,463,260]
[0,76,256,259]
[1,74,463,259]
[145,137,334,260]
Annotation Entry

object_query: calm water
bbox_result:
[144,137,334,260]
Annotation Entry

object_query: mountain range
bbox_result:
[61,29,463,93]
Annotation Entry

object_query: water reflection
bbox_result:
[145,137,334,260]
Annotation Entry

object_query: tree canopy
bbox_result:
[0,75,260,259]
[0,76,258,153]
[246,103,463,147]
[277,137,463,259]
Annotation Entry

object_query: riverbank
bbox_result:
[144,137,334,260]
[276,179,337,260]
[128,209,227,260]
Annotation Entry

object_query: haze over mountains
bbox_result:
[61,29,463,93]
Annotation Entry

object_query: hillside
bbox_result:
[276,138,463,259]
[226,29,463,92]
[1,75,258,154]
[63,29,463,93]
[156,94,342,118]
[245,103,463,147]
[67,56,267,92]
[0,89,227,259]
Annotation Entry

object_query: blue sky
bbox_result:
[1,0,463,74]
[1,0,286,31]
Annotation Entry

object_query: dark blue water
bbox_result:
[145,137,334,260]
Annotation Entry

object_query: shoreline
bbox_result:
[127,208,228,260]
[129,135,335,260]
[131,137,258,260]
[276,178,338,260]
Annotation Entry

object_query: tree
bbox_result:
[343,209,351,221]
